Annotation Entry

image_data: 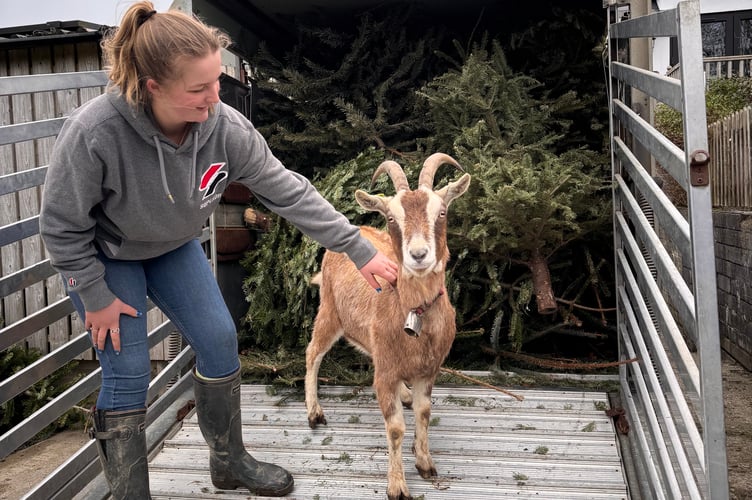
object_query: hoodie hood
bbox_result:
[107,91,218,203]
[107,90,220,150]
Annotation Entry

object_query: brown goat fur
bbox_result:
[304,153,470,499]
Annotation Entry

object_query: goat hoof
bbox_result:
[308,414,327,428]
[417,465,437,479]
[387,492,412,500]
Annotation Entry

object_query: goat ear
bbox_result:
[355,189,390,215]
[435,173,471,205]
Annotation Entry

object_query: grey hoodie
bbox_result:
[40,90,375,312]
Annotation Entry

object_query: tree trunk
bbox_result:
[528,249,557,315]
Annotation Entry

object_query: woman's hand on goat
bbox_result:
[359,251,398,291]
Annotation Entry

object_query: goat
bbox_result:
[304,153,471,500]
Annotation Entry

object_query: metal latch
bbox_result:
[689,149,710,187]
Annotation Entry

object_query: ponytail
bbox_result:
[102,1,231,109]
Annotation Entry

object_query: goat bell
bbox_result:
[403,310,422,337]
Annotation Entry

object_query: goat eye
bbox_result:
[438,210,446,218]
[387,216,395,224]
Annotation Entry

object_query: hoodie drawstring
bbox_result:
[152,129,198,204]
[190,130,199,199]
[152,135,175,204]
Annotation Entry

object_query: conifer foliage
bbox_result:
[242,6,614,361]
[420,39,611,320]
[250,5,444,176]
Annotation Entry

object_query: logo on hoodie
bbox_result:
[199,163,228,200]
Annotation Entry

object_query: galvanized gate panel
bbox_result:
[606,1,729,498]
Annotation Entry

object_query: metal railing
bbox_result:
[607,1,729,498]
[0,71,203,499]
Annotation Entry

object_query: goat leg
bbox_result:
[378,382,412,500]
[304,355,327,428]
[305,323,340,428]
[410,380,437,479]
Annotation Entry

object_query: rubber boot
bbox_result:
[90,408,152,499]
[192,368,294,496]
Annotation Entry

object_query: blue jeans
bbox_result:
[68,239,240,410]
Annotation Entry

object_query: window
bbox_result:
[669,10,752,66]
[741,18,752,54]
[700,10,752,57]
[701,20,726,57]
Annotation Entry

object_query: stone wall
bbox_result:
[714,210,752,370]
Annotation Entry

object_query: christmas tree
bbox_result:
[243,8,614,359]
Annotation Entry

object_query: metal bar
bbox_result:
[615,174,696,331]
[0,70,107,96]
[0,118,66,145]
[145,347,195,420]
[0,331,90,406]
[609,8,678,39]
[0,259,57,298]
[619,333,679,497]
[0,215,40,246]
[611,61,683,111]
[0,320,178,460]
[618,313,701,499]
[619,377,667,500]
[617,302,684,497]
[0,166,47,196]
[613,137,690,260]
[0,370,102,461]
[615,212,701,397]
[0,298,76,351]
[23,440,99,500]
[676,2,729,497]
[612,99,688,190]
[618,253,704,472]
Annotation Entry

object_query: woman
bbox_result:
[39,2,397,498]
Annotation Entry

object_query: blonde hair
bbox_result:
[102,1,231,108]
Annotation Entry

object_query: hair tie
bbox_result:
[138,10,157,27]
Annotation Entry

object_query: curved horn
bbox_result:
[418,153,464,190]
[371,160,409,192]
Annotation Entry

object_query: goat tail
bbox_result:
[310,272,323,287]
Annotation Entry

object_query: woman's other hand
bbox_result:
[86,298,141,353]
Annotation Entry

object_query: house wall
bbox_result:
[714,210,752,370]
[658,209,752,371]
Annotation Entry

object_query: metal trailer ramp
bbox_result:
[606,0,729,498]
[113,383,629,500]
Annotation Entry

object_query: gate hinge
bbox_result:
[689,150,710,187]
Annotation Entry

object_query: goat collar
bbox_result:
[412,287,445,316]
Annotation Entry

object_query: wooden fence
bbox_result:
[0,36,175,361]
[708,105,752,209]
[0,72,206,498]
